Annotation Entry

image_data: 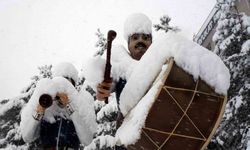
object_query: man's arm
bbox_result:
[96,81,113,101]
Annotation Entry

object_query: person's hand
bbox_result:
[56,93,69,108]
[36,104,46,114]
[96,80,112,101]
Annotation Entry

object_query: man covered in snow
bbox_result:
[97,13,152,101]
[20,62,97,149]
[96,13,152,149]
[94,12,230,150]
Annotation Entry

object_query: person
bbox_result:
[97,12,152,113]
[97,13,152,100]
[20,62,97,150]
[96,13,153,149]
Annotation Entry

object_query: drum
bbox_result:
[128,58,227,150]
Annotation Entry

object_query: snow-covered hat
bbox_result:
[52,62,78,84]
[124,13,152,41]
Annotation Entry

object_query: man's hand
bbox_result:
[56,93,69,108]
[34,104,46,121]
[96,81,112,101]
[36,104,46,114]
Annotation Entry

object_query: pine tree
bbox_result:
[207,0,250,149]
[94,28,107,57]
[85,97,118,150]
[154,15,180,33]
[0,65,52,149]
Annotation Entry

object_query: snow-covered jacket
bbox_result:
[20,77,97,147]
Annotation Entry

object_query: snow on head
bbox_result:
[123,13,152,41]
[52,62,78,84]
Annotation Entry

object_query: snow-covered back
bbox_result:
[123,13,152,41]
[119,32,230,116]
[52,62,79,83]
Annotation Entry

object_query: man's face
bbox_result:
[128,33,152,60]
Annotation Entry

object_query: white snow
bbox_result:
[83,56,106,88]
[84,135,116,150]
[242,39,250,53]
[247,129,250,150]
[96,94,118,121]
[234,95,243,111]
[82,44,137,87]
[0,144,28,150]
[111,45,137,81]
[123,13,152,41]
[0,96,25,116]
[242,14,250,33]
[52,62,79,83]
[119,32,230,116]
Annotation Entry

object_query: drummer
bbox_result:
[96,13,153,150]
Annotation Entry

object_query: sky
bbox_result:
[0,0,216,100]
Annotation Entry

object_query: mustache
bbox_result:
[135,42,147,49]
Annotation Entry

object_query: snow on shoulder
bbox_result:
[111,44,138,81]
[116,32,230,146]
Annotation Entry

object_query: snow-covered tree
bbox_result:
[85,97,118,150]
[154,15,180,33]
[207,0,250,149]
[0,65,52,149]
[94,29,107,57]
[76,70,86,92]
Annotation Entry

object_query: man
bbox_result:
[96,13,153,149]
[20,62,97,150]
[97,13,152,101]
